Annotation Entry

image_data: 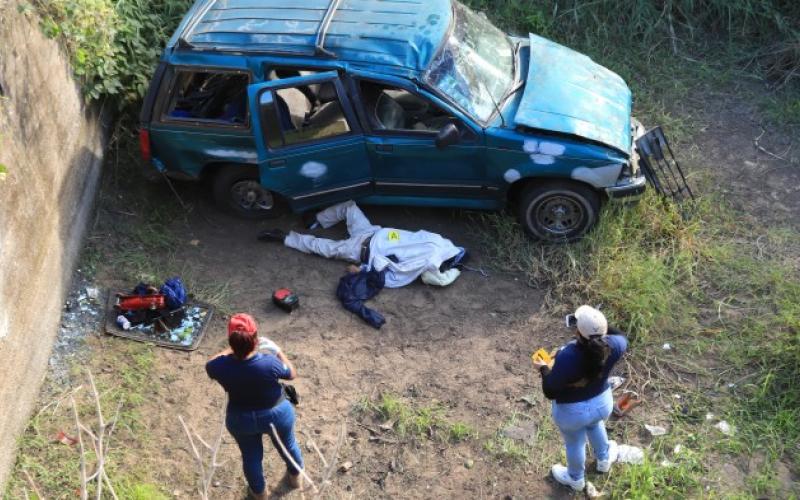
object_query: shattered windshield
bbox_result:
[425,2,514,123]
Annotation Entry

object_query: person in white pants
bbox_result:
[258,201,464,288]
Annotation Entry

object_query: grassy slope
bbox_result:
[465,1,799,497]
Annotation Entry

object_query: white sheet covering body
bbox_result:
[283,201,461,288]
[367,228,460,288]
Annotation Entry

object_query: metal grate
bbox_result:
[635,126,695,201]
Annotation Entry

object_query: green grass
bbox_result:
[479,190,704,339]
[483,412,559,467]
[354,394,476,443]
[4,342,162,499]
[762,91,800,126]
[464,6,799,493]
[115,480,170,500]
[478,190,800,495]
[483,434,532,464]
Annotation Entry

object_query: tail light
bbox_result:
[138,128,151,162]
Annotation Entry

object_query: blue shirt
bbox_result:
[206,353,291,411]
[541,331,628,404]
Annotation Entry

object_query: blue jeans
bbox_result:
[226,399,304,494]
[551,388,613,481]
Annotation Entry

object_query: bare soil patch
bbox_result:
[79,196,569,499]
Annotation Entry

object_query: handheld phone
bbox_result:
[565,313,577,328]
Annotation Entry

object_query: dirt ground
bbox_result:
[19,80,800,499]
[102,200,564,499]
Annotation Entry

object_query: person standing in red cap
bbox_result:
[206,313,303,498]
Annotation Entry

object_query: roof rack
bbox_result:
[178,0,215,49]
[315,0,341,58]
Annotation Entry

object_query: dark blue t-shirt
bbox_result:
[206,353,291,411]
[541,331,627,404]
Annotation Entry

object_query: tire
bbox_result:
[517,181,600,242]
[211,166,285,219]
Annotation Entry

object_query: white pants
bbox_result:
[284,201,380,263]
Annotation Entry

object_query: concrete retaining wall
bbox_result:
[0,0,108,488]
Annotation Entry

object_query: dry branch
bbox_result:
[22,470,44,500]
[269,423,318,493]
[315,421,347,498]
[179,404,227,500]
[71,370,121,500]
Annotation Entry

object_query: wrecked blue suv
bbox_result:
[139,0,646,241]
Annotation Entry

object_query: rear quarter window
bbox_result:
[160,69,250,126]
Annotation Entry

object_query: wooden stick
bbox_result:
[102,470,119,500]
[22,470,44,500]
[71,396,88,500]
[304,435,329,468]
[202,405,227,495]
[316,421,347,497]
[179,415,208,500]
[268,424,318,492]
[179,404,226,500]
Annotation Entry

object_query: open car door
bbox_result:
[248,71,373,211]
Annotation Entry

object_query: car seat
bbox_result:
[274,87,313,130]
[375,92,406,130]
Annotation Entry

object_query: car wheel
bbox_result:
[211,167,284,219]
[518,181,600,242]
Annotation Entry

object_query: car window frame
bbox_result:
[348,76,479,143]
[255,73,362,153]
[155,65,253,130]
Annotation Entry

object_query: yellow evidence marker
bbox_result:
[531,348,555,369]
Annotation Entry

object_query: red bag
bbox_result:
[272,288,299,313]
[115,294,166,311]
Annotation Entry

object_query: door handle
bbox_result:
[375,144,393,153]
[269,159,286,167]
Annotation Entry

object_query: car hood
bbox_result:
[514,34,632,154]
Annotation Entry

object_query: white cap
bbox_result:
[575,305,607,338]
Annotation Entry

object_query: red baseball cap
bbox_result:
[228,313,257,337]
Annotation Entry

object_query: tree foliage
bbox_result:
[29,0,193,109]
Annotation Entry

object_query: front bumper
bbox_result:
[606,174,647,200]
[604,117,648,200]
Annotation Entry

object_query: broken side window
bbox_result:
[165,70,249,125]
[263,81,352,148]
[358,80,457,133]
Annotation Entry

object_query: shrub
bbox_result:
[30,0,192,108]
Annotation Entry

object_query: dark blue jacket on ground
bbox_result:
[336,269,386,329]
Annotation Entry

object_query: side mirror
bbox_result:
[435,123,460,149]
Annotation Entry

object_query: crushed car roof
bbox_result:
[174,0,453,71]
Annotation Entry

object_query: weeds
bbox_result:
[477,185,799,494]
[483,412,559,468]
[464,0,799,87]
[478,191,704,339]
[115,480,169,500]
[354,394,475,444]
[4,341,160,498]
[483,435,531,464]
